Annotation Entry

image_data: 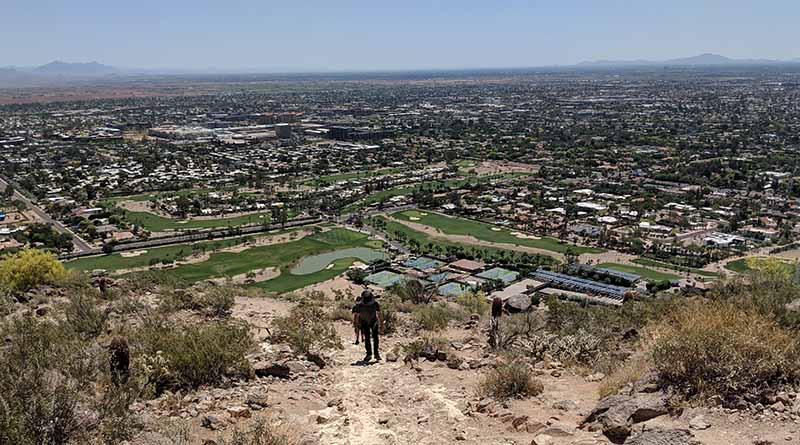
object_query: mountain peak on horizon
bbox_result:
[577,53,790,67]
[34,60,118,76]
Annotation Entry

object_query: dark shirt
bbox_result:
[491,297,503,318]
[355,299,381,326]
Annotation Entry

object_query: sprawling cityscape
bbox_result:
[5,2,800,444]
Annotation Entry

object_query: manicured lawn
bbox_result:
[343,173,531,212]
[596,263,680,282]
[376,216,558,265]
[632,258,719,278]
[725,257,797,274]
[155,228,379,293]
[64,229,302,272]
[253,258,357,293]
[302,166,410,185]
[392,209,603,255]
[124,210,272,231]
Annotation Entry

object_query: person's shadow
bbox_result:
[351,359,376,367]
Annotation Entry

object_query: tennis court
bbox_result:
[476,267,519,284]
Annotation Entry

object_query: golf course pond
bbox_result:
[290,247,385,275]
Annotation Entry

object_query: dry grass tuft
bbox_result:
[478,360,544,400]
[652,301,800,403]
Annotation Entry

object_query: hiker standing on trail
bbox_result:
[354,290,383,362]
[351,294,362,345]
[489,296,504,347]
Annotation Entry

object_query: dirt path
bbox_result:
[310,338,477,445]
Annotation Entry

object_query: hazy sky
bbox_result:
[2,0,799,71]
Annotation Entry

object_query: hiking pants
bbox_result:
[360,322,379,356]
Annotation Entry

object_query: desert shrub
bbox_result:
[279,290,326,305]
[328,290,356,322]
[377,295,401,335]
[58,270,98,296]
[544,296,680,343]
[346,268,368,285]
[135,317,254,394]
[382,294,416,313]
[401,335,449,359]
[160,286,235,317]
[412,302,465,331]
[491,312,545,350]
[652,301,800,403]
[0,317,139,444]
[478,360,544,400]
[516,329,603,366]
[390,279,436,304]
[221,418,296,445]
[63,293,109,338]
[328,305,353,322]
[455,291,490,315]
[0,290,12,316]
[598,353,653,398]
[271,303,342,356]
[0,249,67,293]
[122,271,188,293]
[711,261,800,329]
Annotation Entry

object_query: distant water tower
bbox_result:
[275,123,292,139]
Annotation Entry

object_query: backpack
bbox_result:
[357,299,380,326]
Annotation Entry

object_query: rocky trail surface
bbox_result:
[310,339,475,445]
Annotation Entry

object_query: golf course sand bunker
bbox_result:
[120,250,147,257]
[290,247,385,275]
[510,231,541,240]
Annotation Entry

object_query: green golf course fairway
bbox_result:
[725,257,797,274]
[375,216,558,265]
[125,210,272,231]
[631,258,719,278]
[152,228,379,293]
[392,209,603,255]
[596,262,679,282]
[64,228,303,272]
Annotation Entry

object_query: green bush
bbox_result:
[478,361,544,400]
[63,293,109,338]
[135,317,254,394]
[455,291,490,315]
[0,249,67,293]
[0,318,138,444]
[271,303,342,357]
[412,302,465,331]
[652,301,800,403]
[160,285,235,317]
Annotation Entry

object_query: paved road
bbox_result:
[0,176,93,253]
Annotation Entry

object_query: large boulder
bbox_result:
[623,428,696,445]
[582,393,669,444]
[505,294,532,313]
[252,361,291,379]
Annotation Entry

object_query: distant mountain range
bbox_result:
[2,55,800,88]
[577,53,800,67]
[0,61,120,87]
[33,60,118,76]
